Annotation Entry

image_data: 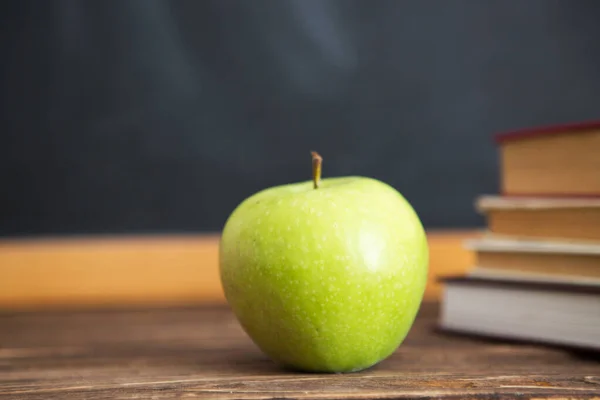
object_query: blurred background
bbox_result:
[2,0,600,237]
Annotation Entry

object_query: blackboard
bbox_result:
[2,0,600,237]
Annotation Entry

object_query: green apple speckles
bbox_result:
[219,152,428,373]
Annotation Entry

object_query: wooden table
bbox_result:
[2,303,599,399]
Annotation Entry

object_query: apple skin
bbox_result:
[219,176,428,373]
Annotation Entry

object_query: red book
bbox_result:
[494,120,600,197]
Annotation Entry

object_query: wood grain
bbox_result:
[0,303,599,399]
[0,230,479,310]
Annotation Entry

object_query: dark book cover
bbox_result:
[439,275,600,295]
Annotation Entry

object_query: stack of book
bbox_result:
[439,121,600,351]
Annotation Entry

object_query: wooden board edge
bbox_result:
[0,230,481,311]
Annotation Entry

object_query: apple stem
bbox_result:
[311,151,322,189]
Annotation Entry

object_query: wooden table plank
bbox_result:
[1,303,599,399]
[0,230,479,310]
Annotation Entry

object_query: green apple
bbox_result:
[219,152,428,373]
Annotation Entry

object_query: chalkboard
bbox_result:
[2,0,600,237]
